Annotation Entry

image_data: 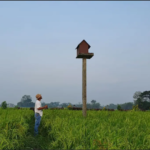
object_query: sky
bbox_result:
[0,1,150,106]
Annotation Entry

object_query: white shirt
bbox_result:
[34,100,43,117]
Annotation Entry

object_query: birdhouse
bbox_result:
[75,40,94,59]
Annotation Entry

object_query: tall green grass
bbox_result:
[0,108,150,149]
[41,110,150,149]
[0,108,33,150]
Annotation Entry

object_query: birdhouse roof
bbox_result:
[75,40,91,50]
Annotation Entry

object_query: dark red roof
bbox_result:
[75,40,91,49]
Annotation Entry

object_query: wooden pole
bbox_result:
[82,58,87,117]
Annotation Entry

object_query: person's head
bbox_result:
[36,94,42,101]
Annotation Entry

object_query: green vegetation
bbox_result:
[1,101,7,109]
[0,108,150,149]
[117,104,122,110]
[2,90,150,111]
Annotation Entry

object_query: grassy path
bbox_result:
[22,113,51,150]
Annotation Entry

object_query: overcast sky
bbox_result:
[0,2,150,106]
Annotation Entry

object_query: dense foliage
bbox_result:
[1,101,7,109]
[0,108,150,149]
[2,90,150,112]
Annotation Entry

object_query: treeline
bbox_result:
[1,90,150,110]
[0,96,135,110]
[15,95,135,110]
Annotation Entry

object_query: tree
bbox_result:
[21,95,32,103]
[120,102,133,110]
[140,91,150,102]
[17,95,34,107]
[93,102,101,109]
[135,98,143,108]
[117,104,121,110]
[106,103,117,109]
[133,91,142,99]
[1,101,7,109]
[86,103,93,109]
[133,91,150,110]
[91,100,96,104]
[17,102,23,107]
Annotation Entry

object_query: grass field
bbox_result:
[0,108,150,149]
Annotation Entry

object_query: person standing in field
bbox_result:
[34,94,48,137]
